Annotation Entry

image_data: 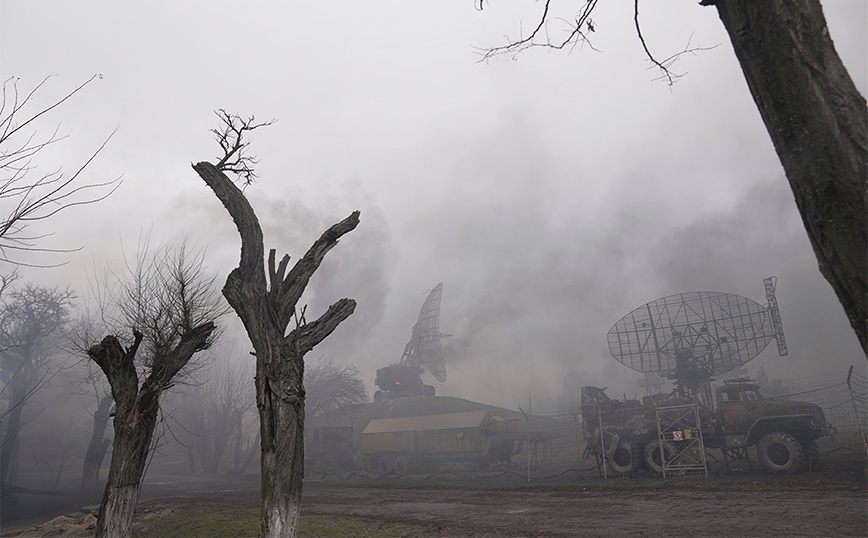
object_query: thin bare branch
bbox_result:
[210,110,275,186]
[476,0,600,62]
[476,0,716,85]
[0,75,120,266]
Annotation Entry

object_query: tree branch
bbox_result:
[476,0,716,85]
[271,211,360,333]
[87,331,141,414]
[192,161,267,303]
[476,0,600,61]
[286,298,356,356]
[0,75,121,265]
[143,321,215,402]
[210,110,275,186]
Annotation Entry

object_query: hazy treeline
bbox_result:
[0,273,368,501]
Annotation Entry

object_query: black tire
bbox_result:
[376,455,392,476]
[374,390,383,402]
[802,440,820,470]
[643,441,676,475]
[757,431,804,474]
[393,455,409,476]
[423,384,436,397]
[608,440,640,475]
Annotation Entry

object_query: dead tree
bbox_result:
[70,317,117,492]
[87,243,220,538]
[193,110,359,538]
[477,0,867,354]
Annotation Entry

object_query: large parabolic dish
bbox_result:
[401,282,447,382]
[607,278,787,380]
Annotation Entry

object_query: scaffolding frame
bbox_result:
[654,403,708,477]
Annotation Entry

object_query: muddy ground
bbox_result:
[297,476,867,537]
[3,466,866,537]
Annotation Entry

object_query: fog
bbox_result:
[1,0,865,438]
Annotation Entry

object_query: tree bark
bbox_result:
[707,0,867,353]
[89,322,214,538]
[193,161,359,537]
[80,395,113,492]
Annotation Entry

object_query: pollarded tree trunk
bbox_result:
[96,395,160,538]
[89,323,215,538]
[80,395,113,492]
[193,160,358,537]
[706,0,867,353]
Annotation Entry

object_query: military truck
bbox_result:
[305,426,354,474]
[360,409,524,475]
[583,379,834,475]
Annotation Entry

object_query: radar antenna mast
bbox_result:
[374,283,449,401]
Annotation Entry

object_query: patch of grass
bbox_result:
[134,507,257,537]
[133,507,435,537]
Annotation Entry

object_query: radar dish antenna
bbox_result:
[400,282,447,382]
[607,277,787,405]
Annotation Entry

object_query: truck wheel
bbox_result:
[644,441,676,475]
[802,439,820,470]
[609,440,640,475]
[758,432,804,474]
[393,455,409,475]
[423,384,436,397]
[374,390,383,402]
[376,455,392,476]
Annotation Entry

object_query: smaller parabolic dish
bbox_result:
[608,291,779,378]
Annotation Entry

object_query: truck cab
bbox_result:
[714,379,834,472]
[716,380,765,435]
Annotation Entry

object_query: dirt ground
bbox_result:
[4,469,866,537]
[298,477,867,537]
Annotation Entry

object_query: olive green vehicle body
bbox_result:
[583,380,834,474]
[360,409,524,475]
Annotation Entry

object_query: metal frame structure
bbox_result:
[607,278,788,405]
[654,403,708,477]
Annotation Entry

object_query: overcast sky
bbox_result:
[2,1,866,410]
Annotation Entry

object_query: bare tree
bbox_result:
[193,110,359,538]
[28,422,81,490]
[175,357,255,475]
[87,243,221,538]
[63,313,116,492]
[304,357,369,420]
[74,350,115,493]
[80,392,113,492]
[0,283,75,493]
[476,0,867,354]
[0,75,120,265]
